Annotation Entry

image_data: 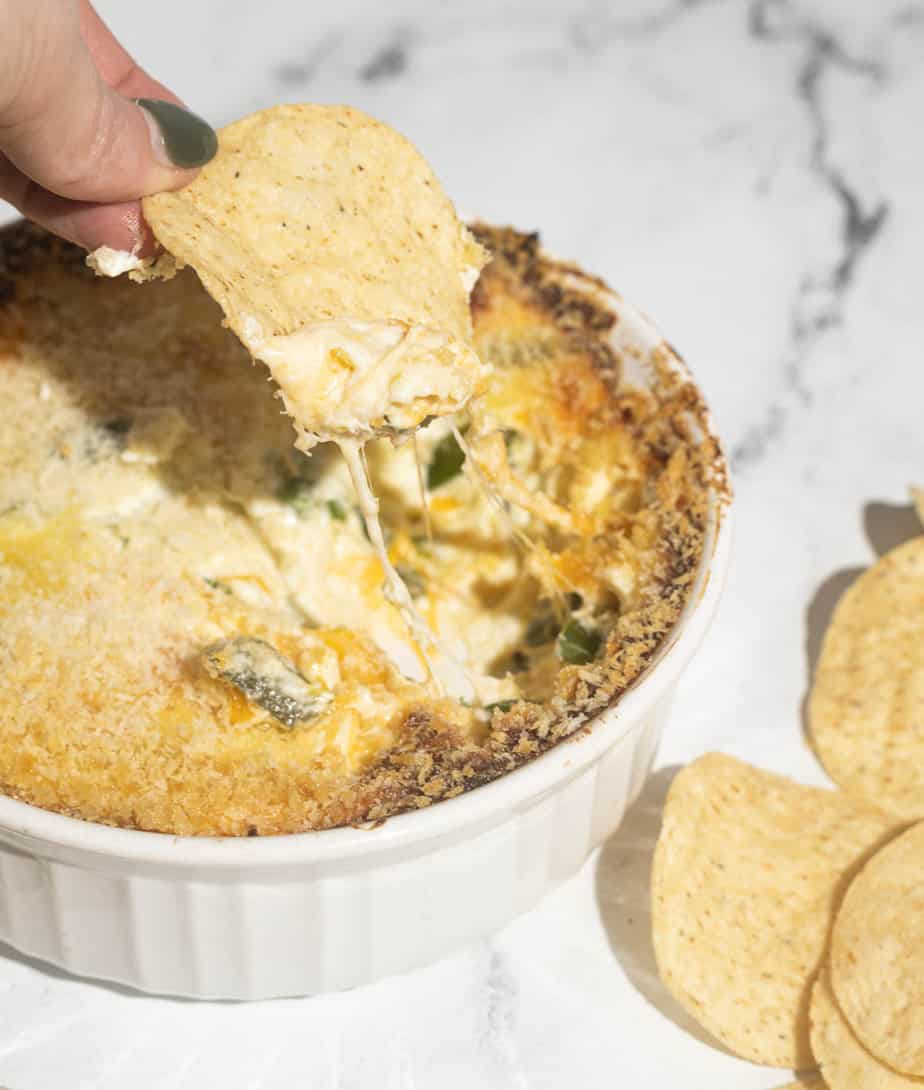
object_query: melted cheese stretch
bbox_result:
[337,438,477,702]
[305,415,548,705]
[242,312,489,701]
[302,417,561,705]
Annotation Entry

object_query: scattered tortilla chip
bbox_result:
[912,486,924,527]
[651,754,898,1068]
[809,538,924,820]
[774,1077,827,1089]
[143,104,489,446]
[830,822,924,1077]
[810,969,922,1089]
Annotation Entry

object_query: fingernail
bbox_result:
[135,99,218,169]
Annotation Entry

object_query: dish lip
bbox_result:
[0,232,733,870]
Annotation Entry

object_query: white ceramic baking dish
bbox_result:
[0,272,731,1000]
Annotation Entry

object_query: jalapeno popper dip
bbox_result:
[0,212,717,836]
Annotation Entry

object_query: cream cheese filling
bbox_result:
[85,246,146,278]
[252,318,486,448]
[85,246,176,283]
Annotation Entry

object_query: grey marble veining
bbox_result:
[731,0,892,470]
[0,1,922,1087]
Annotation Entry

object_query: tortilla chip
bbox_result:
[651,754,898,1068]
[810,969,922,1089]
[808,538,924,819]
[829,822,924,1076]
[774,1078,827,1089]
[143,104,488,444]
[912,486,924,527]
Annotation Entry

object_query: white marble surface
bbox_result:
[1,0,923,1085]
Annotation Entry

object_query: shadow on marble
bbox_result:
[863,498,921,557]
[802,566,865,691]
[800,498,921,746]
[593,766,734,1057]
[800,563,864,751]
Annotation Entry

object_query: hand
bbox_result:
[0,0,217,253]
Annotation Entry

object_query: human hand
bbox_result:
[0,0,217,254]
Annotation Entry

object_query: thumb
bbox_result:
[0,0,216,204]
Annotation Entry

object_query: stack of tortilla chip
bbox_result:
[651,493,924,1087]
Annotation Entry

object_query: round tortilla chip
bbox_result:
[143,104,486,347]
[912,486,924,528]
[830,822,924,1076]
[809,538,924,820]
[651,754,898,1068]
[142,105,488,444]
[811,969,923,1089]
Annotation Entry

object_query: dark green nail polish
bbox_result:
[135,98,218,169]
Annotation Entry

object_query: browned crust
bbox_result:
[0,219,725,835]
[469,225,622,383]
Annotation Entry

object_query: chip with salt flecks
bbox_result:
[830,821,924,1078]
[809,537,924,820]
[651,753,898,1068]
[143,104,489,446]
[810,969,922,1089]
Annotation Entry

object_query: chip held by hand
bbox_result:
[143,104,489,450]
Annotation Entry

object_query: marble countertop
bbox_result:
[1,0,922,1086]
